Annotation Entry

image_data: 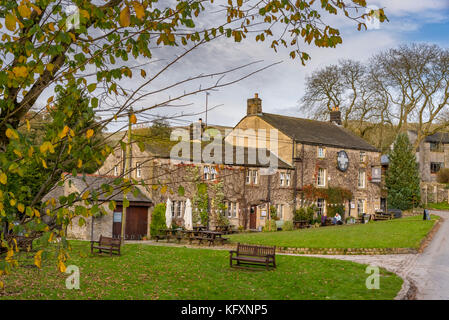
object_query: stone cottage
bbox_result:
[42,174,152,240]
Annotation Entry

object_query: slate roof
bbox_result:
[42,174,152,205]
[144,141,293,169]
[257,113,379,152]
[424,132,449,144]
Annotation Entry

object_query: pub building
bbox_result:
[76,94,383,239]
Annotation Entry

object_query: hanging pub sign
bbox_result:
[337,150,349,172]
[371,166,382,183]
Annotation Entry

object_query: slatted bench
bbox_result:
[373,213,392,221]
[91,235,121,256]
[229,243,276,270]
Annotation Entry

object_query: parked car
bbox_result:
[387,209,402,219]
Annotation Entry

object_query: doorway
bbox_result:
[249,205,257,229]
[112,205,149,240]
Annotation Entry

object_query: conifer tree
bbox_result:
[386,133,421,210]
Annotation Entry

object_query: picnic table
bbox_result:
[193,226,207,232]
[155,228,183,243]
[215,225,234,234]
[181,230,228,246]
[293,220,310,229]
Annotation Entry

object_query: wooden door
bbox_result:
[125,206,148,240]
[249,206,257,229]
[112,206,123,239]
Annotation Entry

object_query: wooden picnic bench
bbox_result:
[216,225,234,234]
[230,243,276,270]
[293,220,311,229]
[91,235,121,256]
[373,213,393,221]
[154,229,183,243]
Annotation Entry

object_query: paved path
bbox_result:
[302,210,449,300]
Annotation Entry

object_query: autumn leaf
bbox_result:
[130,113,137,124]
[86,129,94,139]
[120,6,131,27]
[140,69,146,78]
[12,66,28,78]
[5,13,16,31]
[132,1,145,20]
[58,260,67,273]
[18,4,32,18]
[34,250,43,269]
[17,203,25,213]
[5,128,19,140]
[0,172,7,184]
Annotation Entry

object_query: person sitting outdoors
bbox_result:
[332,213,342,225]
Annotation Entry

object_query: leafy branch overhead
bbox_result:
[0,0,384,279]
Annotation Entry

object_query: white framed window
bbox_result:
[357,199,366,215]
[285,173,291,186]
[317,168,326,187]
[252,170,258,184]
[136,162,141,178]
[171,201,176,217]
[358,169,366,188]
[232,203,237,218]
[360,151,366,162]
[280,173,285,186]
[318,146,326,158]
[317,199,325,216]
[203,166,210,180]
[114,165,118,176]
[276,204,284,219]
[246,170,251,184]
[210,166,217,180]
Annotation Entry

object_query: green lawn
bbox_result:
[0,241,402,300]
[426,202,449,210]
[229,216,438,249]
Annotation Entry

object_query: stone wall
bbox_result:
[296,143,382,216]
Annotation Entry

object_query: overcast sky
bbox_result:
[121,0,449,132]
[37,1,448,133]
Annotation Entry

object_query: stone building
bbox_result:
[94,94,381,236]
[225,94,382,219]
[43,174,152,240]
[407,130,449,182]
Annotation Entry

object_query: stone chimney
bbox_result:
[247,93,262,115]
[330,106,342,125]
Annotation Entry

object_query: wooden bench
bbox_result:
[154,229,183,243]
[91,235,121,256]
[373,213,392,221]
[230,243,276,270]
[294,220,311,229]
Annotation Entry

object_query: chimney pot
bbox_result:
[330,107,342,125]
[247,94,262,116]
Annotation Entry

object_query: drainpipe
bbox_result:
[292,139,298,215]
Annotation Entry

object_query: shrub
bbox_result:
[150,203,166,237]
[437,168,449,183]
[294,207,314,223]
[263,220,277,232]
[282,221,293,231]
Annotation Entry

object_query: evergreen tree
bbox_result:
[386,133,421,210]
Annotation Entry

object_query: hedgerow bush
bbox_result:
[150,203,166,237]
